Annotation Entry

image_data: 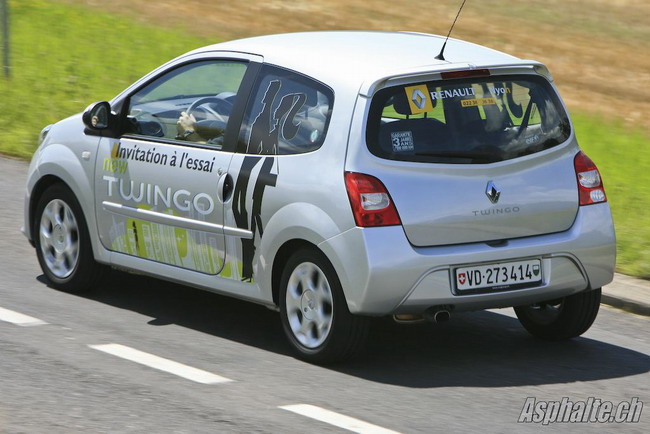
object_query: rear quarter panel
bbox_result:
[227,75,364,304]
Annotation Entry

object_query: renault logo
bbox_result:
[404,85,434,114]
[411,89,427,110]
[486,181,501,204]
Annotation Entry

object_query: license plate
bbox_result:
[455,259,542,293]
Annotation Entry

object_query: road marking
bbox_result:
[89,344,233,385]
[279,404,400,434]
[0,306,47,326]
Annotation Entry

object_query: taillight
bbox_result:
[344,172,401,227]
[574,151,607,206]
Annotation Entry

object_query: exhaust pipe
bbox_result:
[393,314,426,324]
[424,306,452,323]
[432,310,450,323]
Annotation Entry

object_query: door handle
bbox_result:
[217,172,234,203]
[222,173,234,202]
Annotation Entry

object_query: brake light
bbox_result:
[441,69,490,80]
[574,151,607,206]
[344,172,401,227]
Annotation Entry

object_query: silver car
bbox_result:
[23,31,616,363]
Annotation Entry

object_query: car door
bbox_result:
[223,64,335,285]
[95,58,256,275]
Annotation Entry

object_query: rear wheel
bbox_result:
[514,288,601,340]
[279,248,369,364]
[34,184,105,292]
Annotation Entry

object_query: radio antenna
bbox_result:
[435,0,468,61]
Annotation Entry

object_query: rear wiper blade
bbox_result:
[414,151,499,162]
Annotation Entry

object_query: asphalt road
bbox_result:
[1,156,649,433]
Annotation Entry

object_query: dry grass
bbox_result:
[62,0,650,129]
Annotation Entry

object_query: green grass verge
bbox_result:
[0,0,209,158]
[572,114,650,279]
[0,0,647,279]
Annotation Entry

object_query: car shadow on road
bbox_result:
[340,314,650,388]
[43,270,650,389]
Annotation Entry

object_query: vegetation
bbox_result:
[0,0,207,158]
[0,0,647,278]
[572,114,650,278]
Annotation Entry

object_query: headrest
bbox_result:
[391,92,413,115]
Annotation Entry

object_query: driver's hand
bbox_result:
[177,111,197,135]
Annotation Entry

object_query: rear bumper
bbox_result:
[318,203,616,315]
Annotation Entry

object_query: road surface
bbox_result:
[1,157,648,433]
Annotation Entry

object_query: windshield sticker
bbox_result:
[429,86,511,102]
[248,80,307,155]
[525,134,541,145]
[488,86,512,96]
[430,87,475,100]
[505,82,523,117]
[404,84,434,114]
[461,97,497,108]
[391,131,414,152]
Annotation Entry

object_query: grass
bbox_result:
[466,0,650,44]
[56,0,650,131]
[0,0,648,279]
[0,0,208,158]
[572,114,650,278]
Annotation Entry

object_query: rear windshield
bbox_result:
[366,75,571,164]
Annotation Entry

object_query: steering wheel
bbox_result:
[186,96,233,123]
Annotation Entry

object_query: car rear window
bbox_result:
[366,74,571,164]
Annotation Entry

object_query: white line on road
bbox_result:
[89,343,233,385]
[279,404,401,434]
[0,306,48,326]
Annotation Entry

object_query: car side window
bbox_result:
[237,65,334,155]
[125,61,248,148]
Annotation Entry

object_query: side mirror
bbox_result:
[82,101,112,131]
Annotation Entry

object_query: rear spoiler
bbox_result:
[360,61,551,97]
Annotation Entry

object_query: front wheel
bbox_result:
[279,248,369,364]
[514,288,601,340]
[34,184,106,292]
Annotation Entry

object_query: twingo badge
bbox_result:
[404,85,434,115]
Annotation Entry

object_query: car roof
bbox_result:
[188,31,524,91]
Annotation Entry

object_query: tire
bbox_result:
[279,248,370,364]
[514,288,601,340]
[34,184,106,292]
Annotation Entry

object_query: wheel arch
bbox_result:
[257,201,349,307]
[29,174,67,238]
[271,239,320,307]
[28,142,110,264]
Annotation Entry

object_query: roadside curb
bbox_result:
[601,273,650,317]
[601,294,650,317]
